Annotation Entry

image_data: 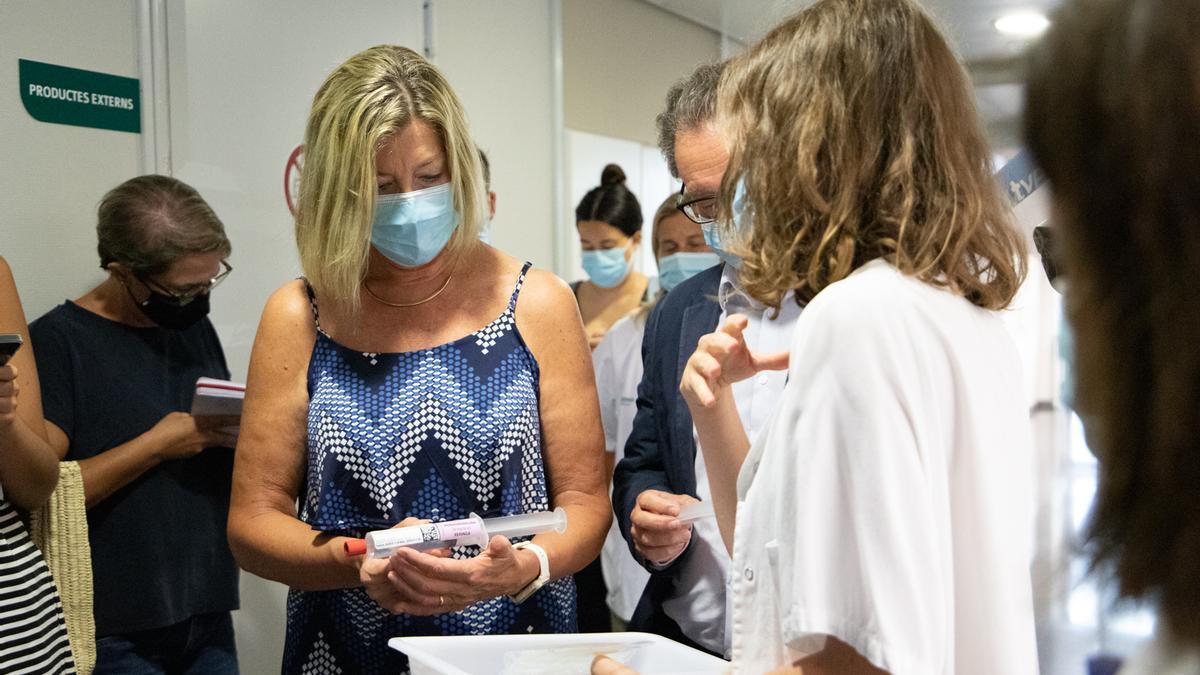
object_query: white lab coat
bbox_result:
[728,260,1039,674]
[593,312,652,623]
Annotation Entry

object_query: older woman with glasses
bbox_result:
[30,174,241,675]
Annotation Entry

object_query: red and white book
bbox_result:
[191,377,245,418]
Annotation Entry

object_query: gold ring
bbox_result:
[439,595,445,608]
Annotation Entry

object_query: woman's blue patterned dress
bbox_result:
[284,264,577,674]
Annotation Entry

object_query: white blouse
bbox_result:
[726,260,1039,674]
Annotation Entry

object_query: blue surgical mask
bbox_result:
[1060,307,1075,411]
[371,183,459,268]
[582,246,631,288]
[701,178,750,269]
[658,252,721,292]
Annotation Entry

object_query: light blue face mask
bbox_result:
[1059,308,1075,411]
[371,182,459,268]
[701,178,750,269]
[658,252,721,292]
[581,246,631,288]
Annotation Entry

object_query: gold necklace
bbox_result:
[363,271,454,308]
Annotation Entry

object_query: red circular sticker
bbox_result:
[284,144,304,215]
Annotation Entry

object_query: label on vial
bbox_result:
[370,519,481,551]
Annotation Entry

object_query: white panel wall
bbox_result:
[165,0,425,382]
[563,0,721,147]
[162,3,424,672]
[640,142,680,255]
[0,0,140,321]
[431,0,559,273]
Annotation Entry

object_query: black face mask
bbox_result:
[134,288,211,330]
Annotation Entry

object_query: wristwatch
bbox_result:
[509,541,550,604]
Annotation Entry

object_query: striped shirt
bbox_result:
[0,498,74,674]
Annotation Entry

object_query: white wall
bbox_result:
[431,0,559,272]
[563,0,721,147]
[0,0,140,320]
[165,0,425,382]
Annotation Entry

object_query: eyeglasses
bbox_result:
[139,260,232,305]
[676,186,718,225]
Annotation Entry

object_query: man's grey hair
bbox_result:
[656,61,727,178]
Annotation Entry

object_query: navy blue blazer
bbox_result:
[611,264,723,628]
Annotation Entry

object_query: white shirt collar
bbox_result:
[718,265,799,318]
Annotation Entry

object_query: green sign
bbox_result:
[19,59,140,133]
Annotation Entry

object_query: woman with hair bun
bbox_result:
[573,164,649,351]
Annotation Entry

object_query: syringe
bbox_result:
[343,508,568,558]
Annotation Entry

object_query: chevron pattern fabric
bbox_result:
[285,265,577,675]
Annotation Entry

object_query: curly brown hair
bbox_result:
[1026,0,1200,645]
[716,0,1026,311]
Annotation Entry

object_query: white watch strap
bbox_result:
[510,541,550,604]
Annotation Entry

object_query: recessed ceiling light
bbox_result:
[994,11,1050,38]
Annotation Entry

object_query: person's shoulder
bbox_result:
[27,303,80,364]
[28,301,75,334]
[512,263,576,316]
[804,259,927,330]
[261,279,318,332]
[609,311,642,335]
[604,311,645,346]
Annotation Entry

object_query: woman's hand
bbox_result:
[146,412,239,460]
[680,314,789,410]
[360,517,450,613]
[363,527,538,615]
[0,364,19,429]
[592,655,639,675]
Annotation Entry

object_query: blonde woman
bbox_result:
[671,1,1037,673]
[226,46,609,674]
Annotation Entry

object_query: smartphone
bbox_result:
[0,334,23,366]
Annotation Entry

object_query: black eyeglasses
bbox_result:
[676,186,718,225]
[139,260,233,305]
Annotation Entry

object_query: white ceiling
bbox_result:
[641,0,1061,148]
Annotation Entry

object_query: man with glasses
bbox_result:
[30,175,242,674]
[612,62,801,659]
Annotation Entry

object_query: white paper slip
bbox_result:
[677,501,715,524]
[191,377,246,418]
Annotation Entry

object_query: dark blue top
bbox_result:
[284,264,577,675]
[30,301,238,636]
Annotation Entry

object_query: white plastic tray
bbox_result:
[389,631,730,675]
